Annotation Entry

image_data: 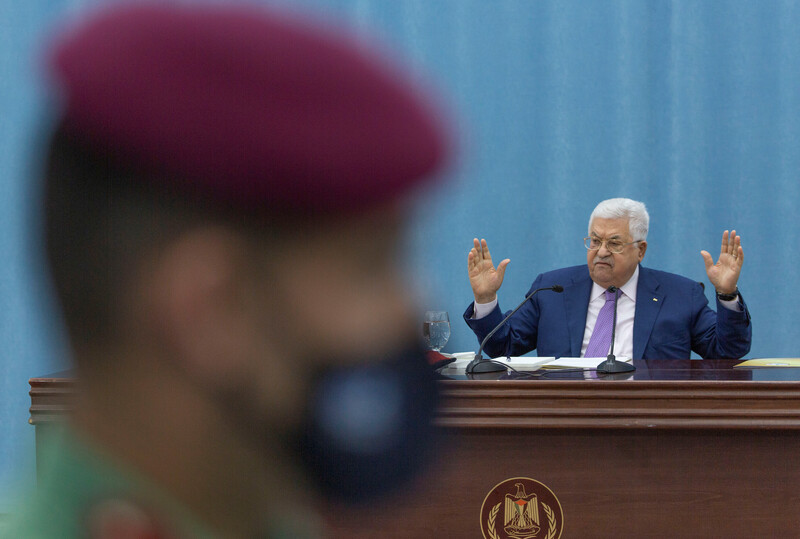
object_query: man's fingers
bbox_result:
[481,238,492,263]
[732,233,742,263]
[468,249,483,270]
[496,259,510,281]
[700,250,714,271]
[720,230,729,257]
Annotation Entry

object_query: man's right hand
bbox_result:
[468,238,510,304]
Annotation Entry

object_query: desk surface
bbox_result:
[30,360,800,430]
[439,358,800,381]
[34,359,800,383]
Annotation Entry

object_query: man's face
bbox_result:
[132,201,422,502]
[243,205,417,430]
[586,217,647,289]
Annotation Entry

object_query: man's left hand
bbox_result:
[701,230,743,295]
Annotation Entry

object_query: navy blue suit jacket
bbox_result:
[463,265,751,359]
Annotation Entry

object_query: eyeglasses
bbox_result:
[584,237,639,254]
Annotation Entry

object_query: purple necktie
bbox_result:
[584,289,618,357]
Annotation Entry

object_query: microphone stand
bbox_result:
[596,286,635,374]
[466,285,563,374]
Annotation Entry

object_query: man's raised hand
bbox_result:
[701,230,743,295]
[468,238,510,304]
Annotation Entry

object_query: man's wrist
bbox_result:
[716,288,739,301]
[474,294,497,305]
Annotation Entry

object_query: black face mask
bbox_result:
[295,344,440,504]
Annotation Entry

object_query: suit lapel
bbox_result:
[564,269,593,357]
[633,266,664,359]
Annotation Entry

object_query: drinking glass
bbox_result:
[423,311,450,352]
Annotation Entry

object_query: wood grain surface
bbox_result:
[30,361,800,537]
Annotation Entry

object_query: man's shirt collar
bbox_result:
[590,265,639,302]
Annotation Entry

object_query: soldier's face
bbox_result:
[137,202,427,499]
[242,205,418,430]
[274,208,414,362]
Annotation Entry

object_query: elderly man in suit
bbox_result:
[464,198,751,359]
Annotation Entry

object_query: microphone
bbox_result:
[466,285,564,374]
[596,285,635,374]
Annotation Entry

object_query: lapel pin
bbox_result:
[653,297,658,302]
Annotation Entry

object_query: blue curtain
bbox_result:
[2,0,799,509]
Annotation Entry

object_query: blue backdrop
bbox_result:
[2,0,800,509]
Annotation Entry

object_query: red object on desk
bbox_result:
[426,350,455,370]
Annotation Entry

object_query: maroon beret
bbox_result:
[48,3,452,214]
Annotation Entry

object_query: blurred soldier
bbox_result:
[8,3,451,537]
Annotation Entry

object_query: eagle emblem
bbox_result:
[503,483,540,538]
[479,477,563,539]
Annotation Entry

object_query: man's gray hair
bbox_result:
[588,198,649,242]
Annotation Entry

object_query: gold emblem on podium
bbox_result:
[479,477,563,539]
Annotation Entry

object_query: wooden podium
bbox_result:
[29,360,800,537]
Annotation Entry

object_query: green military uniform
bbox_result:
[5,428,214,538]
[6,429,320,538]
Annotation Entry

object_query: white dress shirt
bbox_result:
[472,264,742,358]
[581,266,639,358]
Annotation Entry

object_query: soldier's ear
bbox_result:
[143,226,255,385]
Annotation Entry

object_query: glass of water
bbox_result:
[423,311,450,352]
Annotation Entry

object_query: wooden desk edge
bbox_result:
[30,375,800,430]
